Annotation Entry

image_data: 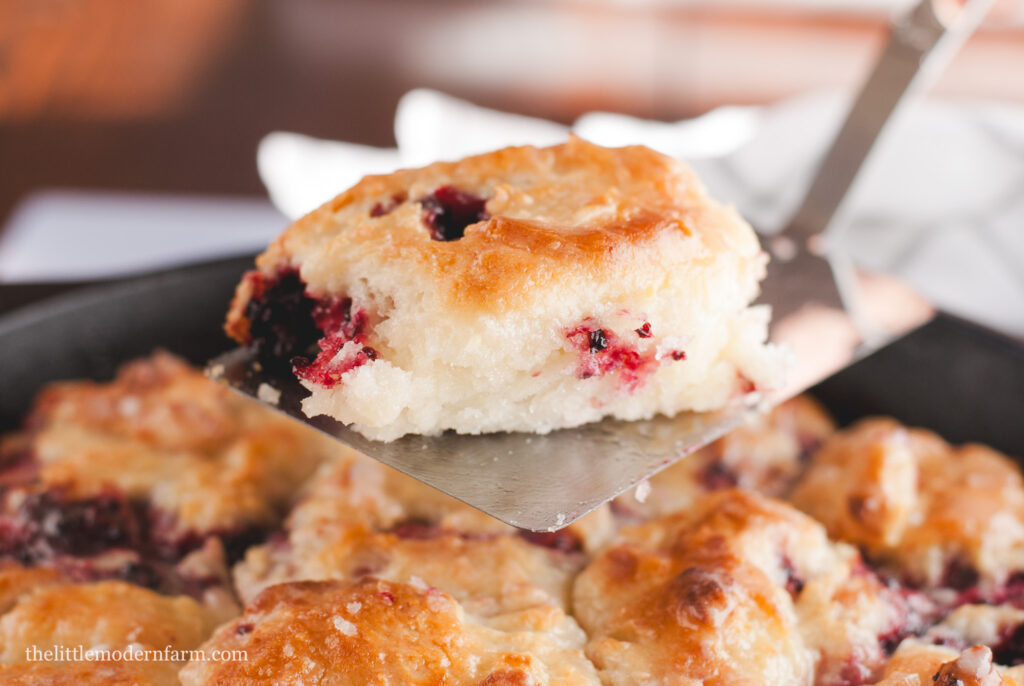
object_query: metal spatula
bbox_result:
[209,0,989,531]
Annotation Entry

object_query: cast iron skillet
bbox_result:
[1,256,1022,456]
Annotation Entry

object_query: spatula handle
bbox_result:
[782,0,996,243]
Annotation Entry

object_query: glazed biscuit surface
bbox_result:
[235,447,612,617]
[791,418,1024,592]
[23,352,330,536]
[573,490,906,685]
[230,136,759,318]
[613,395,835,521]
[0,352,332,590]
[181,578,600,686]
[0,563,225,686]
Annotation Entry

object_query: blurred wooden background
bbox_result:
[1,0,1022,229]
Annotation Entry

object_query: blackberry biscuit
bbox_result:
[227,138,784,440]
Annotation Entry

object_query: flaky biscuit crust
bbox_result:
[180,578,600,685]
[872,644,1022,686]
[573,489,901,685]
[12,352,331,538]
[613,395,834,521]
[791,418,1024,590]
[0,563,223,685]
[234,446,611,617]
[226,136,759,327]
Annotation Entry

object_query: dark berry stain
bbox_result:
[241,270,380,389]
[940,557,980,592]
[519,529,584,555]
[311,297,364,339]
[420,186,489,241]
[781,556,805,597]
[992,623,1024,666]
[931,668,963,685]
[699,461,738,491]
[6,490,146,559]
[949,570,1024,611]
[0,481,271,596]
[389,518,443,540]
[565,321,658,392]
[243,270,320,369]
[293,337,377,389]
[878,628,906,656]
[370,192,406,218]
[872,578,940,657]
[564,319,687,391]
[385,518,496,545]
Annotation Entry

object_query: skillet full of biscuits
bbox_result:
[1,193,1022,685]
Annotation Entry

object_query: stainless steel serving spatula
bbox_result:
[209,0,990,531]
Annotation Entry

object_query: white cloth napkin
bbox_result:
[258,89,1024,337]
[0,191,286,283]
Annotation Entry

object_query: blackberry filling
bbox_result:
[519,529,584,555]
[566,322,648,388]
[293,336,378,389]
[588,329,609,353]
[780,556,805,598]
[389,518,444,540]
[311,297,365,339]
[148,516,269,566]
[565,319,684,391]
[940,557,981,592]
[243,270,320,369]
[370,192,406,218]
[699,461,739,491]
[0,482,270,594]
[948,570,1024,609]
[242,270,378,388]
[877,579,939,655]
[6,490,146,560]
[420,186,489,241]
[991,623,1024,666]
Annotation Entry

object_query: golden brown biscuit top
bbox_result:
[181,578,599,686]
[0,563,223,685]
[573,490,902,685]
[234,449,611,617]
[872,645,1021,686]
[791,418,1024,589]
[0,660,184,686]
[613,396,835,521]
[0,580,216,663]
[233,137,759,317]
[16,352,330,534]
